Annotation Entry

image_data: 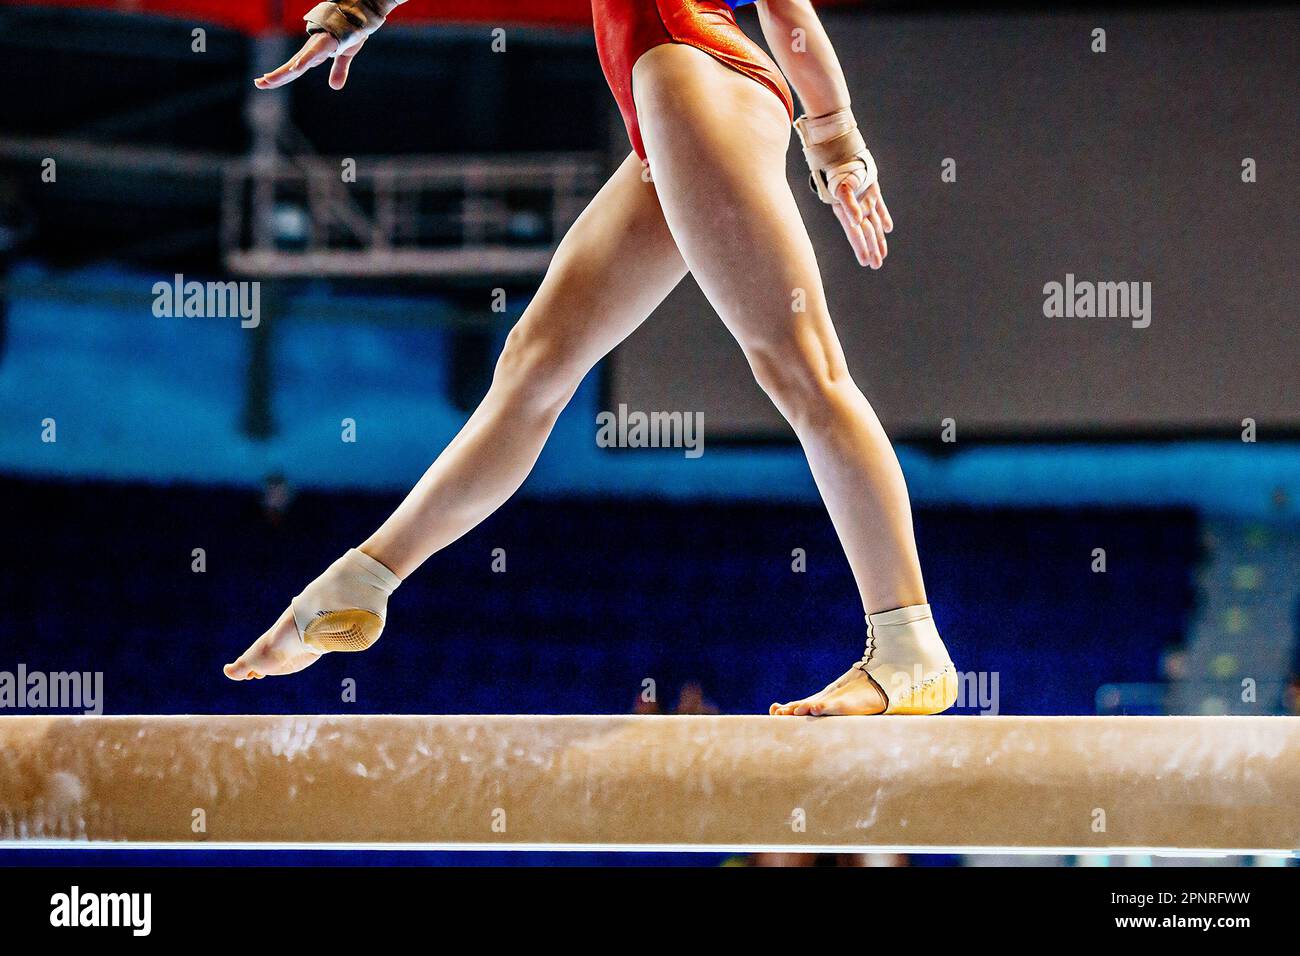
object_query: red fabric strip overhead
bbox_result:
[0,0,595,32]
[2,0,865,34]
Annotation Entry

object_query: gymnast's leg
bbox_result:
[224,153,687,679]
[633,43,950,715]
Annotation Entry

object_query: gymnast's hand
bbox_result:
[792,108,894,269]
[256,0,403,90]
[831,176,893,270]
[254,33,365,91]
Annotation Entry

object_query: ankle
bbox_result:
[356,544,404,582]
[866,603,932,627]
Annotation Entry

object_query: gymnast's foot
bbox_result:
[223,548,402,681]
[770,666,888,716]
[224,606,320,680]
[770,603,958,716]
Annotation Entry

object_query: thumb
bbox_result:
[329,54,354,90]
[329,37,366,90]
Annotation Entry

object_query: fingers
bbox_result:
[833,180,895,269]
[329,36,366,90]
[851,183,885,266]
[833,181,877,268]
[254,33,339,90]
[866,200,887,262]
[328,54,351,91]
[831,202,868,267]
[837,181,885,269]
[869,184,894,234]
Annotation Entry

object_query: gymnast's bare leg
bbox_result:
[224,152,688,679]
[226,0,955,716]
[631,44,938,717]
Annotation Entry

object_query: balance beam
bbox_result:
[1,715,1297,853]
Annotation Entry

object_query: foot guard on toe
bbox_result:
[291,548,401,654]
[856,603,959,714]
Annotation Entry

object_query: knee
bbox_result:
[744,331,852,430]
[492,319,586,415]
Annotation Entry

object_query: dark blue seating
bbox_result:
[0,477,1198,717]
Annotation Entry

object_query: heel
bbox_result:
[302,609,384,652]
[883,664,959,715]
[291,549,400,655]
[860,603,958,715]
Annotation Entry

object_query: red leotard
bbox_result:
[592,0,795,161]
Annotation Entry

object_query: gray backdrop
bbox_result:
[608,9,1299,440]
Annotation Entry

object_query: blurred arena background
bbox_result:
[0,0,1296,867]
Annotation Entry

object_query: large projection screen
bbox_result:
[606,10,1299,441]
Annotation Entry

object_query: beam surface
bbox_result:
[1,715,1297,853]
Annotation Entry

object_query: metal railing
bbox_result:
[0,134,603,280]
[220,152,603,278]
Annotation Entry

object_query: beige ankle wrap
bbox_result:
[856,603,958,714]
[291,548,402,654]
